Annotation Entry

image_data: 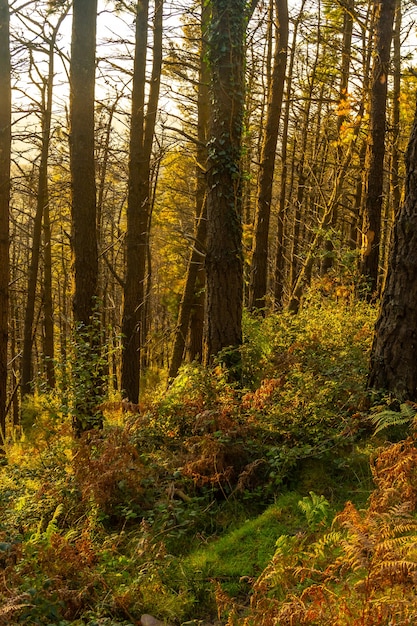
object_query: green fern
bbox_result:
[28,503,63,545]
[298,492,331,530]
[309,530,343,560]
[370,402,417,435]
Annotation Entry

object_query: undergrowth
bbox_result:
[2,294,414,625]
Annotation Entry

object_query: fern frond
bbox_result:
[310,531,343,560]
[28,517,44,544]
[28,504,63,545]
[44,503,64,542]
[371,403,416,435]
[378,559,417,577]
[0,596,32,617]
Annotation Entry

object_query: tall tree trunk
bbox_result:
[169,0,209,380]
[70,0,98,328]
[273,0,306,307]
[249,0,288,312]
[380,0,401,280]
[368,96,417,400]
[321,0,353,274]
[361,0,395,297]
[43,201,55,389]
[70,0,102,432]
[390,0,401,217]
[21,16,65,396]
[288,6,321,295]
[0,0,10,447]
[204,0,245,376]
[121,0,163,403]
[349,3,374,252]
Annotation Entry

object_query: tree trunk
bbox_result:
[368,96,417,400]
[42,182,55,390]
[390,0,401,217]
[121,0,163,403]
[204,0,245,376]
[249,0,288,312]
[70,0,102,432]
[288,7,321,294]
[273,0,306,307]
[321,0,353,274]
[21,16,65,396]
[361,0,395,298]
[168,0,209,380]
[0,0,10,447]
[380,0,401,280]
[70,0,98,329]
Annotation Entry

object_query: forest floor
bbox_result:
[1,288,417,625]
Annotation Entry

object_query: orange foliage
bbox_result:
[73,427,144,512]
[232,438,417,626]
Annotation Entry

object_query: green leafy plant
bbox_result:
[370,401,417,437]
[297,492,331,530]
[28,504,63,546]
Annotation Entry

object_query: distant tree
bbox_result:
[273,0,306,307]
[361,0,396,297]
[321,0,353,275]
[249,0,288,313]
[121,0,163,403]
[0,0,10,447]
[204,0,246,374]
[368,95,417,400]
[21,6,68,398]
[169,0,210,380]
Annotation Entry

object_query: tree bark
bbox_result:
[368,96,417,400]
[249,0,288,312]
[70,0,102,432]
[0,0,10,446]
[288,6,321,295]
[361,0,395,297]
[70,0,98,328]
[21,14,65,397]
[273,0,306,307]
[168,0,209,380]
[121,0,163,403]
[204,0,245,376]
[321,0,353,275]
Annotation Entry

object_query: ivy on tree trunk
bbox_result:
[204,0,246,378]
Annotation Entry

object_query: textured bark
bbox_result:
[368,97,417,400]
[249,0,288,312]
[22,15,65,396]
[70,0,98,329]
[361,0,395,297]
[390,0,401,216]
[70,0,101,432]
[169,212,207,379]
[288,7,320,294]
[0,0,10,445]
[169,0,209,380]
[322,0,353,275]
[205,0,245,372]
[43,191,55,390]
[273,0,306,307]
[121,0,163,403]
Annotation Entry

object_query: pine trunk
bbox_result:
[0,0,10,445]
[205,0,246,375]
[368,97,417,399]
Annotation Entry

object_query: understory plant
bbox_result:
[223,436,417,626]
[0,294,383,624]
